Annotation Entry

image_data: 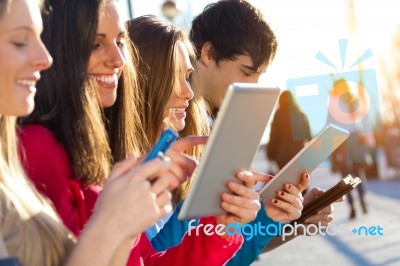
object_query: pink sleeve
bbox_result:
[18,124,88,236]
[139,217,243,266]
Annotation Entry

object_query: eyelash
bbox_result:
[11,42,26,48]
[93,40,124,50]
[243,72,251,77]
[117,41,124,48]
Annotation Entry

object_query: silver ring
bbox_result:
[157,151,171,164]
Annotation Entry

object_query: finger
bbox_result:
[271,198,302,221]
[170,136,208,152]
[151,176,170,196]
[235,170,273,188]
[165,168,188,191]
[166,149,198,176]
[235,171,256,188]
[318,204,334,215]
[250,171,274,183]
[108,154,138,180]
[303,187,325,205]
[296,172,310,193]
[220,202,254,224]
[283,183,304,203]
[123,158,170,182]
[277,190,303,210]
[221,192,260,211]
[227,181,260,201]
[156,190,173,217]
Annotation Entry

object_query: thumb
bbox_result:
[303,187,324,205]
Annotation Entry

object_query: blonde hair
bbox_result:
[0,116,75,265]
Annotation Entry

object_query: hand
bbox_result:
[302,187,344,228]
[164,136,208,190]
[263,172,310,223]
[91,154,173,242]
[216,170,261,226]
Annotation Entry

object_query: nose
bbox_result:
[179,80,194,100]
[105,43,126,69]
[33,38,53,71]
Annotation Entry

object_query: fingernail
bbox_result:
[273,199,278,204]
[287,184,291,189]
[279,191,284,196]
[242,170,252,176]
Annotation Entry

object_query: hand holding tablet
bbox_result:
[258,124,350,200]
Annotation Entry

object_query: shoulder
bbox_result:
[18,124,70,167]
[19,124,56,142]
[19,124,63,153]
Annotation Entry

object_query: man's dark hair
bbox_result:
[190,0,278,70]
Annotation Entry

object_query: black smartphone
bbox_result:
[144,129,178,162]
[291,174,361,224]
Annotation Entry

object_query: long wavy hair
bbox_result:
[0,1,74,265]
[127,15,210,202]
[22,0,143,185]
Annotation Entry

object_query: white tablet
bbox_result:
[178,83,280,220]
[258,124,350,200]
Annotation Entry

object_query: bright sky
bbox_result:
[126,0,399,87]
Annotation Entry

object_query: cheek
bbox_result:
[87,52,101,72]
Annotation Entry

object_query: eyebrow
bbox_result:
[95,31,126,38]
[5,26,37,34]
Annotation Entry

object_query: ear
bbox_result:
[199,41,215,67]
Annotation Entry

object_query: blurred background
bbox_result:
[122,0,400,178]
[121,1,400,264]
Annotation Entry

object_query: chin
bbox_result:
[173,121,185,132]
[100,97,117,108]
[17,99,35,116]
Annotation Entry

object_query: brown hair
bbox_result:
[127,15,210,202]
[22,0,143,185]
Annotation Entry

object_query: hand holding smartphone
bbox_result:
[144,129,179,162]
[291,175,361,224]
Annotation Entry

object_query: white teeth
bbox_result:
[170,108,185,112]
[17,79,36,87]
[92,74,117,84]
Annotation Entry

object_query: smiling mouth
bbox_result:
[170,107,186,113]
[16,79,36,87]
[91,74,118,84]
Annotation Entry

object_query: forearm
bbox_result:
[66,218,137,266]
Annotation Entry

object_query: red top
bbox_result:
[19,124,242,265]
